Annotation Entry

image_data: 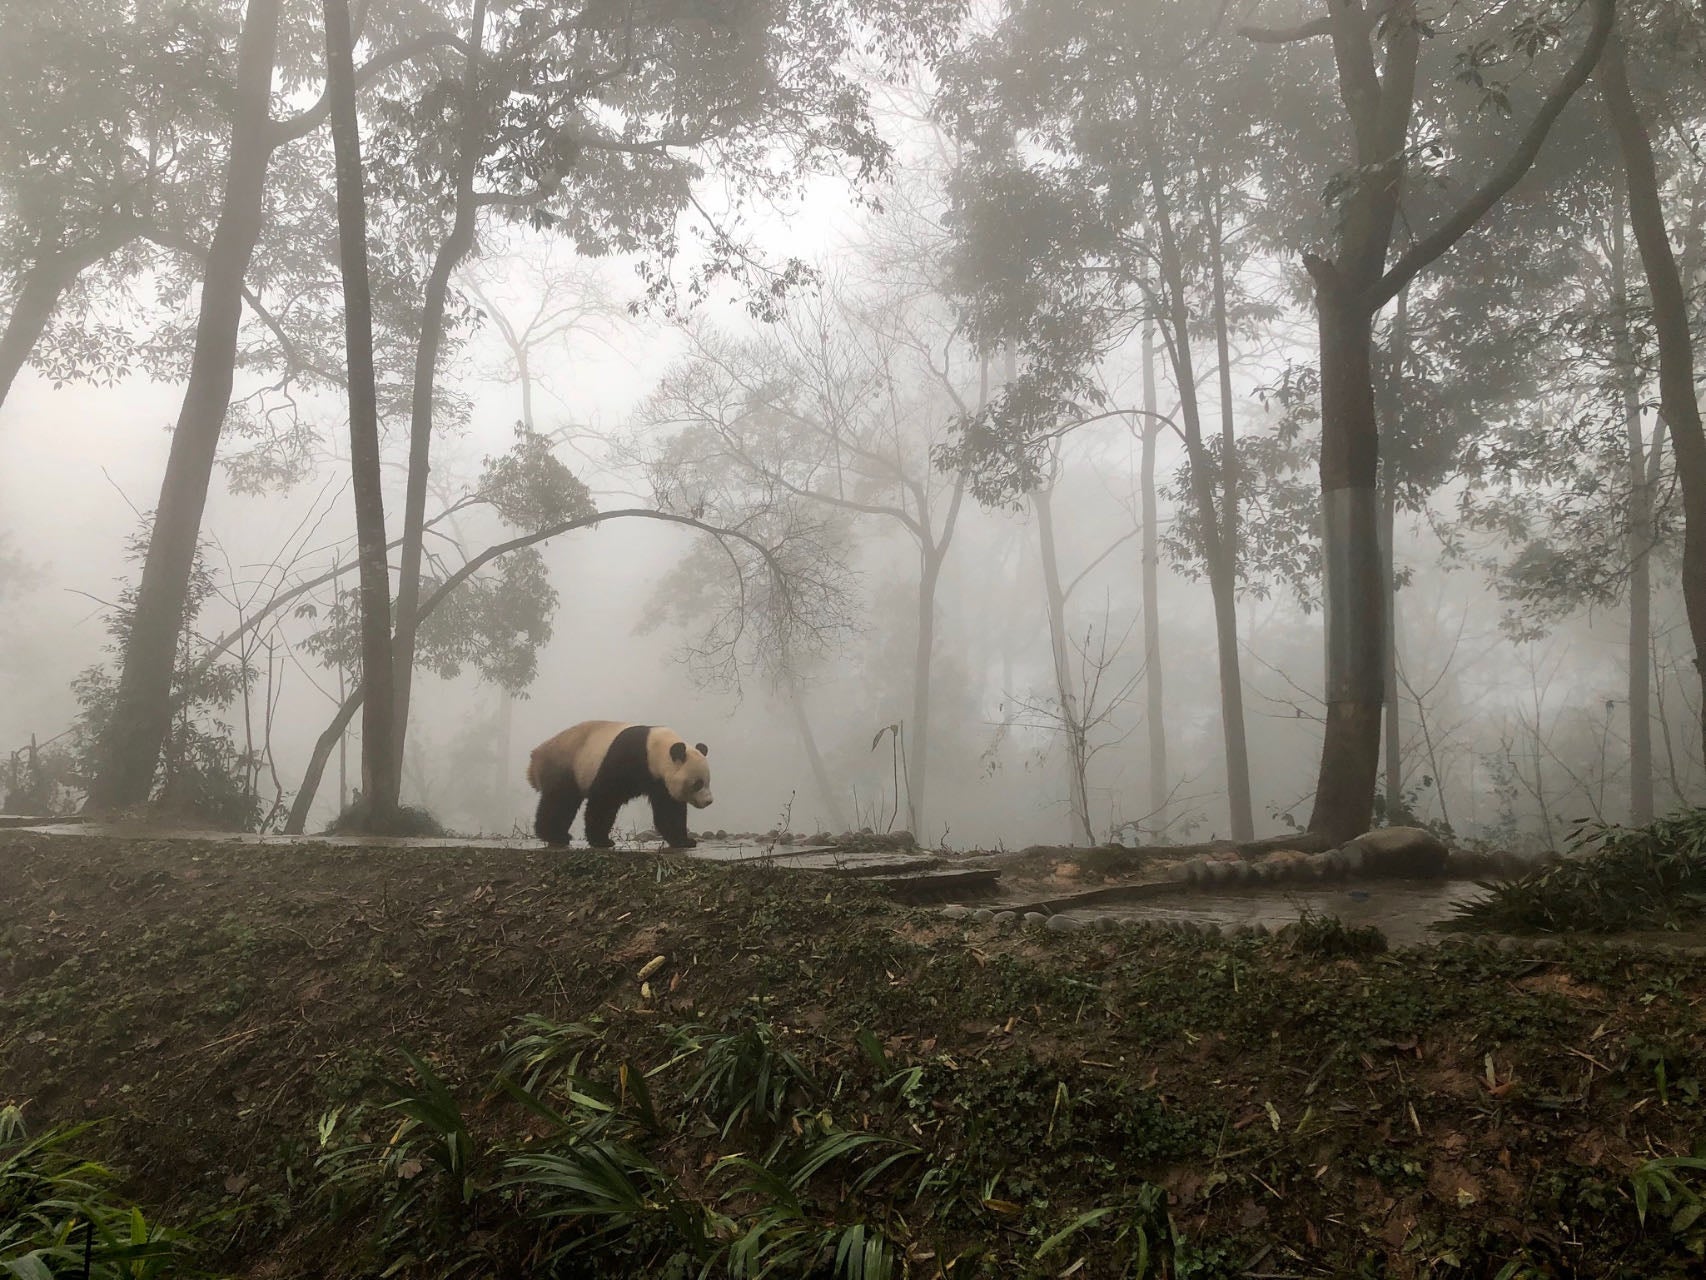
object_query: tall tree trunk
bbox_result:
[1306,278,1385,840]
[390,0,488,778]
[323,0,397,825]
[1378,285,1409,821]
[785,677,848,832]
[1599,25,1706,765]
[86,0,282,813]
[1140,316,1168,828]
[490,688,514,832]
[907,550,939,840]
[1609,212,1654,823]
[1147,144,1254,840]
[1034,482,1094,844]
[1247,0,1608,841]
[906,475,966,841]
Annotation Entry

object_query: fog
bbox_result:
[2,0,1699,850]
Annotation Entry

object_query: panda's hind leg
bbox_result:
[650,791,696,849]
[535,778,582,846]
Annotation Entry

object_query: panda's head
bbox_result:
[662,737,713,808]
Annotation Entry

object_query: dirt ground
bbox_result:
[2,830,1703,1277]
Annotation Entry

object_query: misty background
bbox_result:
[1,0,1697,849]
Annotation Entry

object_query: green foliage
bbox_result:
[303,546,558,696]
[71,526,266,829]
[1278,910,1390,960]
[315,1029,927,1279]
[1449,810,1706,933]
[1630,1156,1706,1258]
[674,1010,817,1138]
[477,426,596,533]
[323,797,449,838]
[0,1104,224,1279]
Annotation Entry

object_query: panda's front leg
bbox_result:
[650,792,696,849]
[583,795,621,848]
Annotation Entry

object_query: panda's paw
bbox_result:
[587,838,616,850]
[668,837,697,850]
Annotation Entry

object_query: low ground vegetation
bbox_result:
[0,831,1703,1276]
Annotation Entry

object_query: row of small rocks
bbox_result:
[939,902,1281,938]
[641,828,916,847]
[1169,826,1460,887]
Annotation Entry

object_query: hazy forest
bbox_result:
[0,0,1699,850]
[4,0,1706,1277]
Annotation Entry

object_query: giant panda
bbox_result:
[526,720,712,850]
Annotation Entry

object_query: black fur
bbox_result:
[533,724,698,851]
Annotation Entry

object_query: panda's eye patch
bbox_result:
[691,780,704,791]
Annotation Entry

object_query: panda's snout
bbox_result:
[689,790,713,808]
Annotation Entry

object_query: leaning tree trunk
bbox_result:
[390,0,488,778]
[0,245,73,412]
[1306,278,1385,842]
[1034,483,1094,844]
[0,220,151,416]
[1140,316,1168,827]
[86,0,283,813]
[323,0,397,823]
[1600,25,1706,762]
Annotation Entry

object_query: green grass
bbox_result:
[1448,810,1706,934]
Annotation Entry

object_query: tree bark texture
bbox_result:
[86,0,283,812]
[323,0,398,823]
[1599,24,1706,772]
[390,0,488,776]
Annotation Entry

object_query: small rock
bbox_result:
[941,904,969,919]
[1496,936,1520,952]
[1095,915,1120,931]
[1202,923,1223,938]
[1046,914,1082,933]
[1252,922,1270,938]
[992,910,1016,925]
[972,908,995,924]
[1340,844,1365,874]
[1023,912,1048,928]
[1232,924,1254,939]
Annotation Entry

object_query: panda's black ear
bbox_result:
[695,743,708,757]
[669,741,688,764]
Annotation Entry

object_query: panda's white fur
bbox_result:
[527,720,711,849]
